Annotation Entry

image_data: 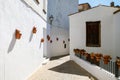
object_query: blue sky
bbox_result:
[79,0,120,7]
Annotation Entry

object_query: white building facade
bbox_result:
[47,0,78,57]
[113,10,120,58]
[69,5,120,80]
[0,0,48,80]
[69,5,119,58]
[0,0,78,80]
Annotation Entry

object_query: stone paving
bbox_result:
[27,55,97,80]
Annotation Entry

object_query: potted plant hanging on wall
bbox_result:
[41,38,44,43]
[47,35,50,41]
[32,26,37,34]
[15,29,22,39]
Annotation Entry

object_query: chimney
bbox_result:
[110,2,114,7]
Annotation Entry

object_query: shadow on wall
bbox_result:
[7,32,16,53]
[29,32,33,42]
[39,42,42,49]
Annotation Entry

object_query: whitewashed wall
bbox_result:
[49,27,69,57]
[113,11,120,57]
[47,0,78,57]
[73,56,117,80]
[69,6,119,80]
[0,50,4,80]
[24,0,47,21]
[0,0,47,80]
[47,0,78,30]
[69,6,118,58]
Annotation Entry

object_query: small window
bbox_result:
[64,44,66,49]
[86,21,101,47]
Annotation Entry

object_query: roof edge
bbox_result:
[69,5,119,16]
[113,9,120,14]
[78,3,91,7]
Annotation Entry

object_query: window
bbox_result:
[86,21,101,47]
[64,44,66,48]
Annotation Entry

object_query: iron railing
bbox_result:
[75,53,120,77]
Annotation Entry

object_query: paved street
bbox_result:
[27,55,97,80]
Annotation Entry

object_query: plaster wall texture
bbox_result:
[113,11,120,57]
[0,0,47,80]
[69,6,120,80]
[69,6,118,59]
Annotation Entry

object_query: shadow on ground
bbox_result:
[50,54,69,60]
[49,60,98,80]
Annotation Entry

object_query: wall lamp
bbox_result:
[49,15,54,25]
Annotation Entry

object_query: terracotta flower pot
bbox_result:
[103,60,109,64]
[96,57,101,62]
[73,49,80,54]
[116,59,120,69]
[41,38,44,43]
[90,53,95,59]
[79,49,86,55]
[103,55,111,64]
[15,29,22,39]
[117,64,120,69]
[91,56,94,59]
[95,53,103,62]
[82,52,85,55]
[117,63,120,68]
[32,27,37,34]
[47,35,50,41]
[73,49,76,53]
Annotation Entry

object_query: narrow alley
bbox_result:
[27,55,97,80]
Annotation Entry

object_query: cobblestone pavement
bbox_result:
[27,55,97,80]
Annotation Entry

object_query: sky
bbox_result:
[79,0,120,7]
